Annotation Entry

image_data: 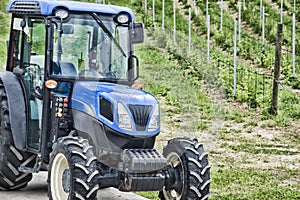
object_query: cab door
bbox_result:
[9,16,46,151]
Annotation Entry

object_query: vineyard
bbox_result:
[133,0,300,118]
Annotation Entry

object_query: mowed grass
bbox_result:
[211,167,300,200]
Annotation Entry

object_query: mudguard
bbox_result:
[0,71,26,150]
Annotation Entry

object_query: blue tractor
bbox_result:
[0,0,211,199]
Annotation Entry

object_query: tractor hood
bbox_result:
[71,81,160,136]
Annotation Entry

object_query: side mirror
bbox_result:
[131,23,144,44]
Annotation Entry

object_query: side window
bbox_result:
[30,18,46,73]
[11,17,45,75]
[11,18,23,69]
[13,18,46,67]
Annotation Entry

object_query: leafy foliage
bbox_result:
[0,0,9,68]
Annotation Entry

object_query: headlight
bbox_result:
[148,104,160,132]
[117,14,129,24]
[117,102,132,131]
[114,13,130,24]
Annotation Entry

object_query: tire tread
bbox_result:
[48,137,99,200]
[0,83,35,190]
[159,137,211,200]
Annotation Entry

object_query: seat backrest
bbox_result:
[53,62,77,77]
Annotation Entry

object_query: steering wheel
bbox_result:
[79,69,103,78]
[105,71,117,78]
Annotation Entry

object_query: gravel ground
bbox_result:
[0,172,149,200]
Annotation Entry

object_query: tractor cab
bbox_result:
[8,1,143,81]
[6,0,144,153]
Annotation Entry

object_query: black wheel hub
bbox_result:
[62,168,70,193]
[173,164,184,193]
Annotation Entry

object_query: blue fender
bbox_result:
[0,71,26,150]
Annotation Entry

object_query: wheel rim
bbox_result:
[51,153,70,200]
[163,152,184,200]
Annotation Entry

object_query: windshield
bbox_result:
[52,14,130,80]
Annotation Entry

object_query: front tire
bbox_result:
[0,82,36,190]
[48,136,99,200]
[159,138,211,200]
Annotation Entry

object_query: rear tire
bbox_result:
[0,82,36,190]
[159,138,211,200]
[48,136,99,200]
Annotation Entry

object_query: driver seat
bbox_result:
[52,62,77,95]
[53,61,77,77]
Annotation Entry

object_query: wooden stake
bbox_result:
[270,23,283,115]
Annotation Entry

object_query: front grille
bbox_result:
[128,105,153,131]
[10,1,41,15]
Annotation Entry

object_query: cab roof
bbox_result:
[7,0,134,20]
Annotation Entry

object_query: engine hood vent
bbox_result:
[10,1,41,15]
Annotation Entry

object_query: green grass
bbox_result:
[0,0,9,68]
[136,44,213,131]
[134,32,300,200]
[211,167,300,200]
[0,41,7,69]
[135,192,159,200]
[230,143,299,155]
